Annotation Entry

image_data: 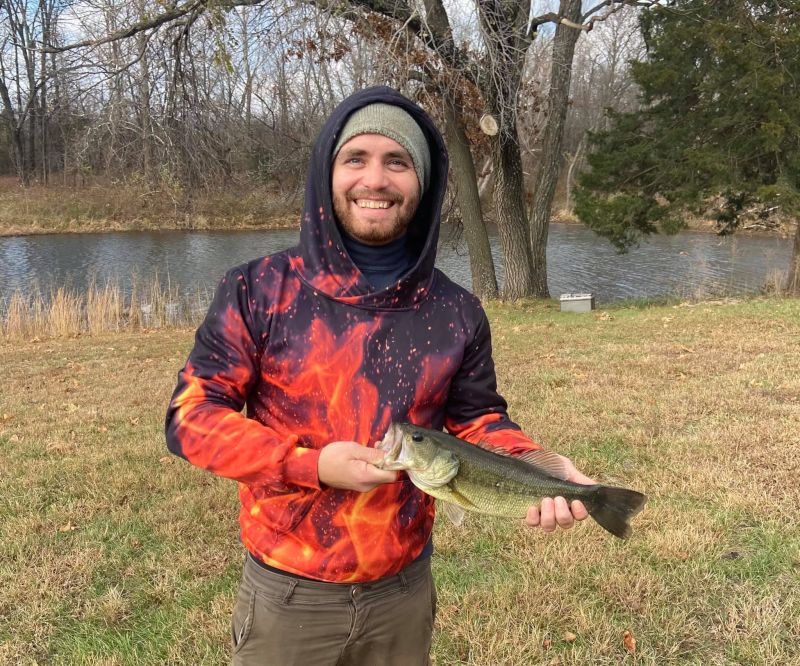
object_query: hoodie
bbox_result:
[165,87,539,583]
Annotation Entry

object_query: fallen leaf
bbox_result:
[542,638,553,650]
[58,522,78,533]
[623,630,636,654]
[159,456,173,464]
[563,631,577,643]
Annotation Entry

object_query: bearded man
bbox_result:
[165,87,592,666]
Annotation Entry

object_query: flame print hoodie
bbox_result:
[165,87,540,583]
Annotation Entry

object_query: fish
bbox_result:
[377,423,647,539]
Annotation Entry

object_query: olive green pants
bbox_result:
[231,554,436,666]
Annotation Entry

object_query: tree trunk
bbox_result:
[788,221,800,295]
[477,0,536,299]
[39,0,50,185]
[136,0,154,183]
[240,7,253,134]
[442,98,499,300]
[20,19,37,180]
[477,157,493,205]
[0,74,27,183]
[493,131,536,299]
[564,134,586,212]
[528,0,583,297]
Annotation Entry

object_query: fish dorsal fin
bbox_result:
[475,441,569,480]
[439,501,467,527]
[516,449,570,479]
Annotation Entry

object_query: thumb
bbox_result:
[353,445,385,466]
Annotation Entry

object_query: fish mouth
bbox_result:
[376,423,411,471]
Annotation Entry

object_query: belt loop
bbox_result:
[398,571,408,594]
[282,579,298,605]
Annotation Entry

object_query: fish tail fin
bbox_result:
[585,486,647,539]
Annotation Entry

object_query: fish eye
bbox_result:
[411,432,424,442]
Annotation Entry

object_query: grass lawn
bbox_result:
[1,297,798,665]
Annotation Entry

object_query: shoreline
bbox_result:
[1,215,793,239]
[0,215,301,238]
[2,178,795,239]
[552,210,796,241]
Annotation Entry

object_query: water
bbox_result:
[0,223,791,305]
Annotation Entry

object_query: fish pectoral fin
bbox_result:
[439,501,467,527]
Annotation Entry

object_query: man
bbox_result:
[165,87,593,665]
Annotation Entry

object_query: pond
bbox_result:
[0,223,790,305]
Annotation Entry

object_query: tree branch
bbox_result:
[44,0,265,53]
[528,0,664,40]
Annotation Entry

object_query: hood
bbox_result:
[292,86,449,310]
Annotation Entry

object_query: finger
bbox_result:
[353,445,386,465]
[553,496,574,529]
[525,505,541,527]
[539,497,556,532]
[361,464,399,485]
[570,500,589,521]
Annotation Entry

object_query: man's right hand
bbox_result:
[317,441,399,492]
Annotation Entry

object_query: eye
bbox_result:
[411,432,424,442]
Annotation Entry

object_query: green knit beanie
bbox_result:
[333,103,430,192]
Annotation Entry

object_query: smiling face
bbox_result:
[332,133,421,246]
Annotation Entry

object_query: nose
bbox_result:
[360,161,390,190]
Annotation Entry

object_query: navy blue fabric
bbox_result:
[341,234,416,291]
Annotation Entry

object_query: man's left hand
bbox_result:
[524,454,595,532]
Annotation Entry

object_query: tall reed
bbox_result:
[48,288,84,337]
[86,280,122,334]
[1,276,211,340]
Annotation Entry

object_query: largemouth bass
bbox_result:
[378,423,646,539]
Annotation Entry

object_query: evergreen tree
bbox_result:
[574,0,800,281]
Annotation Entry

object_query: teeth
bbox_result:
[357,200,392,209]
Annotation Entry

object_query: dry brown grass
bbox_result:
[1,297,798,664]
[0,176,300,236]
[1,278,212,340]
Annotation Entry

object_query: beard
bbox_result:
[333,188,420,246]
